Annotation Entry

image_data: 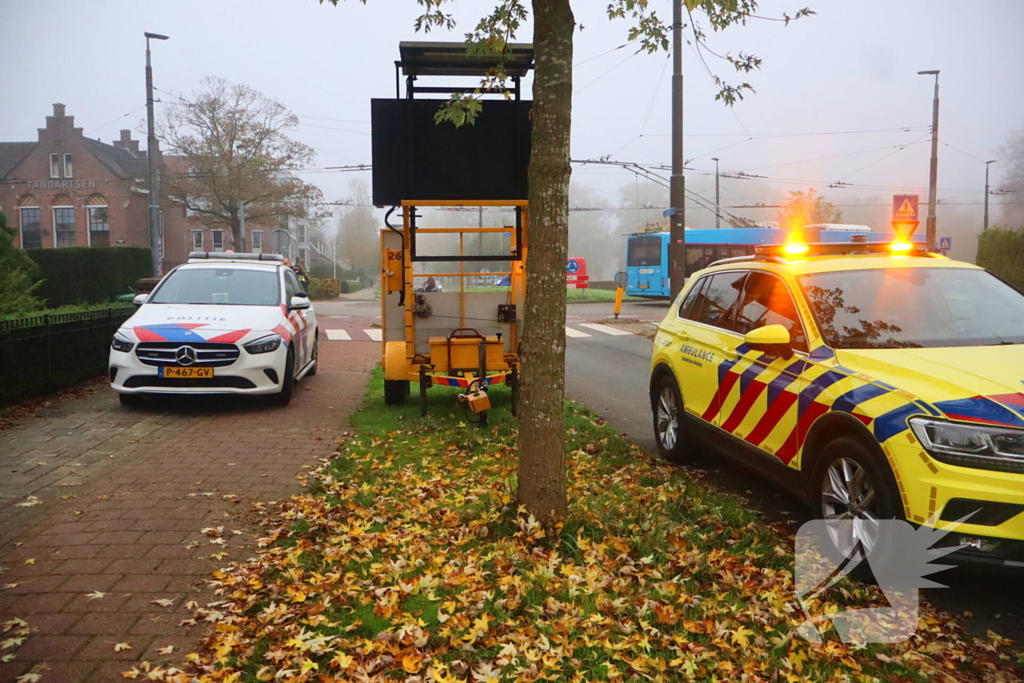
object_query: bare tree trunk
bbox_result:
[517,0,574,522]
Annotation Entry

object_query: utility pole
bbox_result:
[669,0,686,297]
[984,159,997,231]
[918,70,939,251]
[144,32,169,276]
[712,157,721,230]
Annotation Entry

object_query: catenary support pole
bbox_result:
[668,0,686,298]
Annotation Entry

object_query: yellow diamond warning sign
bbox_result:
[892,194,919,221]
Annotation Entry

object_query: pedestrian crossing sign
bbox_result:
[939,237,952,252]
[892,194,919,220]
[891,194,920,238]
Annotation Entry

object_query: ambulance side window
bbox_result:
[690,271,748,331]
[678,277,709,321]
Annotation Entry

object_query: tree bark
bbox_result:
[517,0,574,522]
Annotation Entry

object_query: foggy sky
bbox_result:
[3,0,1022,256]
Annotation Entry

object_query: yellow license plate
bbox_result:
[161,366,214,378]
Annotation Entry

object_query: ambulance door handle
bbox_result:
[675,331,689,342]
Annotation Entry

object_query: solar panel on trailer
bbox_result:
[371,99,532,207]
[397,42,535,78]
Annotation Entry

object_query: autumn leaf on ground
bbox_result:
[87,591,106,600]
[151,599,174,608]
[157,645,175,655]
[1,638,26,650]
[2,583,17,590]
[15,673,42,683]
[14,497,41,508]
[23,559,34,565]
[114,642,132,652]
[121,669,140,679]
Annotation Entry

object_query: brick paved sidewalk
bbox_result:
[0,341,378,683]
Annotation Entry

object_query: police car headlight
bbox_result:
[244,334,283,355]
[111,333,134,353]
[910,417,1024,473]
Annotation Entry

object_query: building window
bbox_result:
[211,230,224,253]
[251,230,263,254]
[50,153,60,179]
[53,207,75,247]
[63,153,73,178]
[191,230,204,251]
[299,247,308,265]
[20,207,42,250]
[296,223,308,243]
[87,206,109,247]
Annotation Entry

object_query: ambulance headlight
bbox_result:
[910,417,1024,473]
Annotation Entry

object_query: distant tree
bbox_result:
[778,188,843,228]
[997,127,1024,228]
[336,180,380,284]
[158,77,325,250]
[0,211,41,315]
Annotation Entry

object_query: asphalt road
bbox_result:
[564,300,1024,645]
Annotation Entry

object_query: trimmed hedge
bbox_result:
[977,228,1024,291]
[26,247,153,307]
[308,277,341,300]
[339,280,363,294]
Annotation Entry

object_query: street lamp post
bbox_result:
[145,32,169,276]
[711,157,720,230]
[668,0,686,296]
[918,69,939,252]
[984,159,997,231]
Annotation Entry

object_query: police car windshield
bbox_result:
[149,268,281,306]
[799,267,1024,349]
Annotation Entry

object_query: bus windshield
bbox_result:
[628,236,662,267]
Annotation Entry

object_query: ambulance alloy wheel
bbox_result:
[652,373,692,463]
[810,436,903,573]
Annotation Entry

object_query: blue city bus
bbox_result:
[625,226,893,298]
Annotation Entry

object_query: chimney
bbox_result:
[113,129,141,155]
[53,103,66,118]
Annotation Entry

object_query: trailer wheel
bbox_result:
[384,380,409,405]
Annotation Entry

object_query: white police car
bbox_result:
[109,252,317,407]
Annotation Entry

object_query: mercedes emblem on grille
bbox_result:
[175,346,198,366]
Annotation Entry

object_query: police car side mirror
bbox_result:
[744,324,793,360]
[289,295,311,311]
[132,294,148,307]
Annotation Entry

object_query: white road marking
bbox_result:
[579,323,634,336]
[325,329,351,341]
[364,328,383,341]
[565,326,592,338]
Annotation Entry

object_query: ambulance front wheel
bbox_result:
[384,380,409,405]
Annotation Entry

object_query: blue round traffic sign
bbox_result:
[566,259,580,274]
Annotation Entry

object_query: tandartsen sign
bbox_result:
[28,180,98,190]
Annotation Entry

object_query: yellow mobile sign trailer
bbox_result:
[380,200,527,424]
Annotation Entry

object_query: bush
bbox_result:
[977,227,1024,291]
[26,247,153,307]
[0,210,42,315]
[339,279,363,294]
[307,277,340,300]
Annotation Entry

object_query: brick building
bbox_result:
[1,103,330,272]
[0,103,197,271]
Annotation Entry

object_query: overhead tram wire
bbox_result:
[604,52,673,160]
[85,104,148,135]
[573,47,643,95]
